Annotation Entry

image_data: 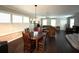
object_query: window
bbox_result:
[42,19,47,25]
[70,18,74,28]
[0,12,10,23]
[60,19,67,30]
[12,15,22,23]
[60,20,67,26]
[51,19,56,26]
[23,16,29,23]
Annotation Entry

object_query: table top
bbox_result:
[31,32,46,40]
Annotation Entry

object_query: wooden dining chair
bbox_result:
[47,26,57,38]
[37,36,45,52]
[22,32,33,52]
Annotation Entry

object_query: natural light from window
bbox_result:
[12,15,22,23]
[70,18,74,28]
[23,16,29,23]
[42,19,47,25]
[0,12,10,23]
[51,19,56,26]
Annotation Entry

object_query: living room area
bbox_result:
[0,5,79,53]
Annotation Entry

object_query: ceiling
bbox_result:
[1,5,79,17]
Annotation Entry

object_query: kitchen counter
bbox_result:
[0,31,24,53]
[0,31,22,43]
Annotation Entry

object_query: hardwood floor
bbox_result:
[39,30,79,53]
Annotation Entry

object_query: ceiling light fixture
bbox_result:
[34,5,38,24]
[35,5,37,20]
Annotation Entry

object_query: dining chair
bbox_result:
[37,35,45,52]
[47,26,57,38]
[22,32,34,52]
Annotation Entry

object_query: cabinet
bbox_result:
[0,41,8,53]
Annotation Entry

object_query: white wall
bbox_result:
[0,23,29,36]
[74,13,79,26]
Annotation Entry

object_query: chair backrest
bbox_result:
[48,27,56,34]
[22,32,31,45]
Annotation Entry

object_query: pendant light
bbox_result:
[35,5,37,19]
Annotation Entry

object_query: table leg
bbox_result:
[36,39,38,52]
